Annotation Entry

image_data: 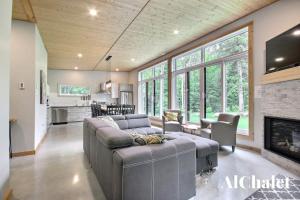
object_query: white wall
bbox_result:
[0,0,12,197]
[129,0,300,148]
[10,21,36,152]
[34,26,48,148]
[47,70,129,106]
[10,20,48,153]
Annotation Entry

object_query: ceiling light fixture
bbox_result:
[89,8,98,17]
[115,68,119,72]
[173,30,179,35]
[293,30,300,36]
[131,58,135,62]
[275,57,284,62]
[77,53,83,58]
[74,66,78,70]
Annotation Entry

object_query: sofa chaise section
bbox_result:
[167,132,219,173]
[84,116,196,200]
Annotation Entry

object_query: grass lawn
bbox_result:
[189,112,248,130]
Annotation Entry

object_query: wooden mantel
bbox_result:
[261,66,300,85]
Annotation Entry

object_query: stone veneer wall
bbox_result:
[261,79,300,175]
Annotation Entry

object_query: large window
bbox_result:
[205,64,222,121]
[138,61,168,117]
[188,69,200,123]
[172,26,250,134]
[224,57,249,130]
[59,84,90,96]
[173,48,202,123]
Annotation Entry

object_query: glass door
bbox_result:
[187,69,200,123]
[205,63,222,121]
[175,73,186,121]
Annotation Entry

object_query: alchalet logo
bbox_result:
[225,175,290,189]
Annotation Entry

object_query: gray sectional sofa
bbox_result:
[83,114,219,200]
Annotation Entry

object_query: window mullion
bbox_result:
[160,78,163,117]
[184,72,188,123]
[221,62,226,113]
[146,82,149,115]
[186,72,190,122]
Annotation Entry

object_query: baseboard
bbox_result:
[12,150,35,157]
[3,188,12,200]
[35,131,48,152]
[236,144,261,154]
[12,131,48,158]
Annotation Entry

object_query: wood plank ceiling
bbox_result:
[12,0,277,71]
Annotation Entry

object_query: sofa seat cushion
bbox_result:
[124,127,162,135]
[166,132,219,157]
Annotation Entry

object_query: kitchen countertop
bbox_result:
[48,105,91,108]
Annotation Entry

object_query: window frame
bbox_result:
[138,61,168,118]
[58,84,91,96]
[171,25,252,136]
[136,22,253,140]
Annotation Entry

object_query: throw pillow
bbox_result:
[97,116,120,130]
[132,134,166,145]
[165,112,178,121]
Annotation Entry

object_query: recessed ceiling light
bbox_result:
[173,30,179,35]
[115,68,119,72]
[293,30,300,36]
[275,57,284,62]
[74,66,78,70]
[89,8,98,17]
[77,53,83,58]
[131,58,135,62]
[269,67,276,71]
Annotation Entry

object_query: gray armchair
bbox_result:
[162,110,183,134]
[200,113,240,152]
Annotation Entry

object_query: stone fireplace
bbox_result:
[264,116,300,164]
[261,79,300,174]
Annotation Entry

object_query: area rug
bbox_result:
[245,175,300,200]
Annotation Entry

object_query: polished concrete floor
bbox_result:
[10,123,298,200]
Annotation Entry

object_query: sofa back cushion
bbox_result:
[96,127,133,149]
[98,116,120,130]
[110,115,129,130]
[85,118,111,132]
[125,114,151,129]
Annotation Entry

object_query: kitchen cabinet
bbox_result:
[67,106,91,122]
[50,106,92,124]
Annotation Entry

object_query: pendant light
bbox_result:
[105,55,112,90]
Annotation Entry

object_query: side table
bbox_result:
[181,124,200,135]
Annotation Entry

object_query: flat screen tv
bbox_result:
[266,24,300,74]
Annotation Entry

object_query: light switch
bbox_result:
[19,82,25,90]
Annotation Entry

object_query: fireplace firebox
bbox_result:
[264,116,300,164]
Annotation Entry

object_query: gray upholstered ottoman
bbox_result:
[166,132,219,173]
